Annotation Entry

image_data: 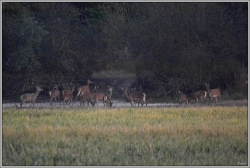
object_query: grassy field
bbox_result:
[2,107,248,166]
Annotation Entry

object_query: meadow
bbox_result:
[2,106,248,166]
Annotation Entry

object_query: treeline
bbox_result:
[2,2,248,99]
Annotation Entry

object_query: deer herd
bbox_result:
[178,83,221,104]
[19,80,221,108]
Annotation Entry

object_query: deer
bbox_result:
[124,87,147,106]
[205,83,221,103]
[131,87,138,106]
[177,90,189,104]
[48,85,61,105]
[80,92,96,107]
[130,87,147,106]
[62,86,75,106]
[75,80,93,102]
[104,94,113,107]
[189,90,208,103]
[103,86,113,107]
[131,87,136,93]
[20,86,43,107]
[93,86,106,106]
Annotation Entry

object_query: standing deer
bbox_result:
[80,92,96,107]
[93,86,106,106]
[20,86,43,107]
[62,86,75,106]
[124,87,147,106]
[103,86,113,107]
[178,90,189,104]
[104,94,113,107]
[48,85,60,105]
[189,90,208,103]
[205,83,221,103]
[130,87,138,105]
[75,80,93,101]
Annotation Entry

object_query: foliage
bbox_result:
[2,2,248,99]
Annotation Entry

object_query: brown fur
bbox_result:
[20,86,43,107]
[205,83,221,103]
[178,90,189,104]
[190,90,207,103]
[124,87,146,106]
[75,80,93,101]
[48,90,60,105]
[80,92,96,107]
[62,86,75,106]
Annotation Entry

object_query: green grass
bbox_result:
[2,107,248,166]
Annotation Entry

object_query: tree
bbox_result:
[3,3,48,96]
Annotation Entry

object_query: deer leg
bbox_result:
[103,98,106,107]
[80,99,85,106]
[91,99,96,107]
[50,98,53,105]
[82,100,85,106]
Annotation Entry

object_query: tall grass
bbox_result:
[2,107,248,166]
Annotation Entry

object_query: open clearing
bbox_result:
[2,104,248,166]
[2,99,248,109]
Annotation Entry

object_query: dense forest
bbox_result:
[2,2,248,100]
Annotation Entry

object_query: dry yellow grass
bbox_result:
[2,107,248,166]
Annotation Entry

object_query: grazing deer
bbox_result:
[124,87,147,106]
[178,90,189,104]
[62,86,75,106]
[103,86,113,107]
[20,86,43,107]
[205,83,221,103]
[189,90,208,103]
[48,85,60,105]
[80,92,96,107]
[75,80,93,101]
